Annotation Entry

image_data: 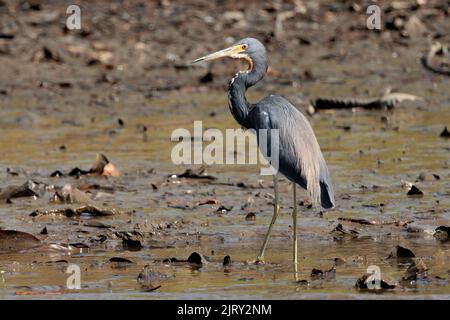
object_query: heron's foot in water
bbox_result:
[249,257,265,265]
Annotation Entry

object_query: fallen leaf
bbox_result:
[387,245,416,259]
[0,230,41,253]
[355,274,396,291]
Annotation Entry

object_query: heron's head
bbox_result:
[192,37,267,74]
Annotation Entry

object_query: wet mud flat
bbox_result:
[0,1,450,299]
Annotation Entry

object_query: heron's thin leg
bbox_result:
[257,174,280,262]
[292,182,298,281]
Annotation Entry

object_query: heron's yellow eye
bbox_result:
[241,44,248,51]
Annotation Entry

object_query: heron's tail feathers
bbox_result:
[319,181,335,209]
[302,154,335,210]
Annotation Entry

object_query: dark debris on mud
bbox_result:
[30,205,133,217]
[50,153,120,178]
[355,273,397,292]
[311,265,336,280]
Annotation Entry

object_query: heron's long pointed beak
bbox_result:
[191,45,244,64]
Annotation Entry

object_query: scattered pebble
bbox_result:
[245,212,256,221]
[310,266,336,280]
[109,257,133,264]
[223,255,231,266]
[434,226,450,241]
[439,126,450,138]
[407,185,424,196]
[187,252,206,265]
[355,274,396,291]
[387,245,416,259]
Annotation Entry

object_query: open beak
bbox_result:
[191,45,245,64]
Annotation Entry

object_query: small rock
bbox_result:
[50,170,64,177]
[330,223,359,240]
[173,167,216,180]
[216,205,232,213]
[137,265,167,292]
[91,153,120,177]
[402,260,428,282]
[109,257,133,264]
[418,172,440,181]
[440,126,450,138]
[407,185,423,196]
[238,277,254,281]
[187,252,205,265]
[296,279,309,285]
[355,274,396,290]
[387,245,415,259]
[0,230,41,253]
[245,212,256,221]
[109,257,134,268]
[310,268,324,279]
[311,266,336,280]
[404,15,428,38]
[122,238,142,250]
[434,226,450,241]
[405,225,424,233]
[223,255,231,266]
[69,243,89,249]
[199,71,214,83]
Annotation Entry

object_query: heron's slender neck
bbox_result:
[228,63,266,128]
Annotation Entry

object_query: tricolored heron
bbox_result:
[192,38,335,278]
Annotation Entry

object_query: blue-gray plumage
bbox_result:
[247,96,335,209]
[192,37,335,271]
[224,38,334,209]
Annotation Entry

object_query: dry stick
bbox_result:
[338,217,413,226]
[309,89,423,113]
[30,205,133,217]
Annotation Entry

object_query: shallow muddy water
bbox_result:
[0,76,449,299]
